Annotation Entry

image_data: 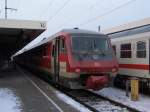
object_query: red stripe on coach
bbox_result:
[119,64,149,70]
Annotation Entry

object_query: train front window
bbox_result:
[72,36,112,60]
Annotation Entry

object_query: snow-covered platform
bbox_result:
[0,68,90,112]
[92,87,150,112]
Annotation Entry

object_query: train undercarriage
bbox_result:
[114,75,150,94]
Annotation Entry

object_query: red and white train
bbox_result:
[14,28,118,90]
[103,18,150,90]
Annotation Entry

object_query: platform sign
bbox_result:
[131,78,139,101]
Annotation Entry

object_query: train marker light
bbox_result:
[112,68,116,72]
[94,62,100,67]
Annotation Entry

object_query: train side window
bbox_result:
[120,43,131,58]
[36,47,43,57]
[43,46,47,56]
[112,45,116,55]
[60,38,66,53]
[136,41,146,58]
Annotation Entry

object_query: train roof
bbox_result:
[29,29,106,49]
[102,17,150,34]
[61,28,104,35]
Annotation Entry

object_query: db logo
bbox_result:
[94,62,100,67]
[40,23,46,28]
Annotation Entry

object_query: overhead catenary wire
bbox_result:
[47,0,71,22]
[39,0,54,17]
[55,0,106,30]
[77,0,137,27]
[16,0,21,9]
[89,0,101,10]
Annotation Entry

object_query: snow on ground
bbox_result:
[92,87,150,112]
[54,90,92,112]
[86,100,127,112]
[0,88,21,112]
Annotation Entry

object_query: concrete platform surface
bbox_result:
[0,68,81,112]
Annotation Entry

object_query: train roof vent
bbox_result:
[41,37,46,41]
[74,27,79,29]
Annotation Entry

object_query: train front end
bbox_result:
[66,32,118,90]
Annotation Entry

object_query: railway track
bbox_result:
[35,75,141,112]
[58,89,140,112]
[21,67,141,112]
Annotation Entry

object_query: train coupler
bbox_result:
[86,75,108,90]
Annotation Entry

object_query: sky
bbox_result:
[1,0,149,30]
[1,0,149,54]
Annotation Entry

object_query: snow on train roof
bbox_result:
[12,29,105,58]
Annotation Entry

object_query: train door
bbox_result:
[149,39,150,74]
[53,38,60,83]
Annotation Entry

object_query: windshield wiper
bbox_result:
[93,49,105,56]
[100,50,105,56]
[73,50,106,56]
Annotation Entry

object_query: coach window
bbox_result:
[120,43,131,58]
[112,45,116,55]
[136,41,146,58]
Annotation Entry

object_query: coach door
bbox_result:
[53,38,60,83]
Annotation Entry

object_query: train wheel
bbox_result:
[147,80,150,94]
[114,75,123,88]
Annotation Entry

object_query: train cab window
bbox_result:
[112,45,116,55]
[136,41,146,58]
[120,43,131,58]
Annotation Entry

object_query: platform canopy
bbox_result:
[0,19,46,60]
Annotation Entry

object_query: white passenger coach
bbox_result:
[102,18,150,90]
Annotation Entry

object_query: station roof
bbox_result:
[0,19,46,59]
[0,19,46,29]
[102,17,150,34]
[0,19,46,44]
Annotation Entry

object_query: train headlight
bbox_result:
[75,68,80,73]
[111,68,117,77]
[112,68,117,72]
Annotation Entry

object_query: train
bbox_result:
[103,18,150,91]
[13,28,118,90]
